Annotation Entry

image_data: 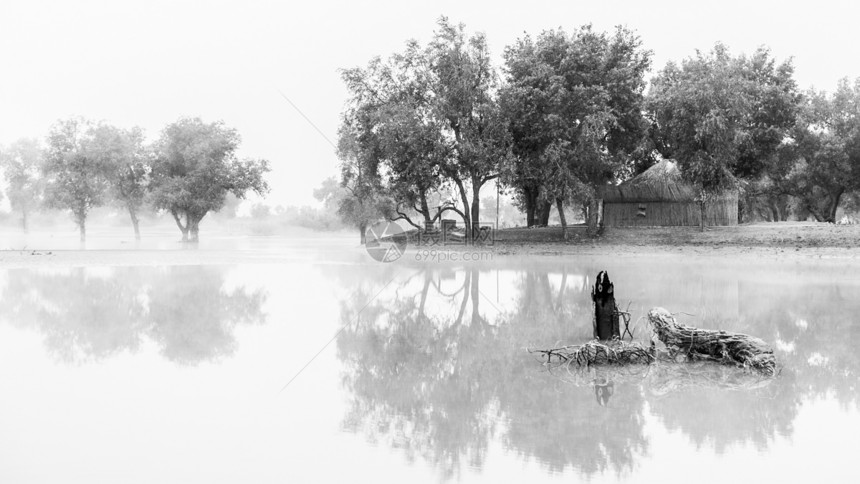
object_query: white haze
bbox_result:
[1,0,859,208]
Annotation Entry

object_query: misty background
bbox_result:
[2,0,860,243]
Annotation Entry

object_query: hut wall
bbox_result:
[703,192,739,226]
[603,193,738,227]
[603,201,699,227]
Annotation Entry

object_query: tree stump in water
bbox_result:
[591,271,620,340]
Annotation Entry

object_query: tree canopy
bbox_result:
[646,44,800,227]
[647,45,799,193]
[337,22,860,232]
[42,117,111,242]
[501,25,651,230]
[150,117,270,242]
[337,18,512,243]
[776,79,860,222]
[0,137,44,231]
[86,123,151,239]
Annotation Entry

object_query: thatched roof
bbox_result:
[602,160,699,203]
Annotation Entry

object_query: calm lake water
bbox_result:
[1,239,859,482]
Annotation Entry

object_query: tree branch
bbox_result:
[390,210,422,230]
[481,173,499,185]
[432,205,466,222]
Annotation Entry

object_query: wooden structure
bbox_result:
[601,160,738,227]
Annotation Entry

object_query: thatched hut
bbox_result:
[601,160,738,227]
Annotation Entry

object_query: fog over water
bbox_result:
[1,238,858,482]
[4,1,860,481]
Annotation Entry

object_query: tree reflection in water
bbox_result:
[1,266,266,365]
[334,262,860,480]
[336,266,646,479]
[337,269,498,479]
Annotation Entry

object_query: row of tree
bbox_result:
[0,117,270,242]
[332,17,860,241]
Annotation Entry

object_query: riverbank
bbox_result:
[2,221,860,267]
[486,221,859,255]
[593,222,860,248]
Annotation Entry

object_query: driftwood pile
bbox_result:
[531,306,777,377]
[536,340,654,366]
[647,307,777,376]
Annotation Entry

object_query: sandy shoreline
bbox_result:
[2,243,860,268]
[2,222,860,267]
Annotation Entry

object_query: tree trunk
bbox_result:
[591,271,620,340]
[648,307,776,375]
[453,178,471,244]
[524,186,538,227]
[172,210,189,242]
[778,196,790,221]
[419,191,432,229]
[525,199,535,227]
[127,203,140,241]
[826,188,844,223]
[586,199,601,236]
[807,203,825,222]
[770,204,779,223]
[470,179,481,243]
[75,205,87,243]
[538,200,552,226]
[597,199,604,227]
[188,216,201,242]
[359,221,367,244]
[556,198,568,239]
[699,200,705,232]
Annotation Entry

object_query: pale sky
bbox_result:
[2,0,858,207]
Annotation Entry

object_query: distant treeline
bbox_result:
[331,16,860,241]
[0,117,270,242]
[240,201,346,234]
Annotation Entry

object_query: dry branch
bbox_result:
[530,339,655,368]
[647,307,777,376]
[531,306,777,377]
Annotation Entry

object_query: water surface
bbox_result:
[1,245,858,482]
